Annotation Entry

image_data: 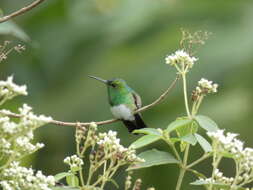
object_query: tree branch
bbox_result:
[1,76,179,127]
[0,0,45,23]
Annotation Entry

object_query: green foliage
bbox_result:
[175,120,198,151]
[195,133,212,152]
[195,115,219,132]
[1,0,253,189]
[54,172,74,181]
[132,128,161,136]
[166,118,193,133]
[128,149,179,171]
[130,135,161,149]
[180,134,197,146]
[66,175,79,187]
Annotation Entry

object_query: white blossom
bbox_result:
[0,76,54,190]
[0,103,51,160]
[97,130,145,163]
[207,129,253,186]
[165,50,198,68]
[0,76,27,104]
[196,78,218,94]
[64,154,83,171]
[0,161,55,190]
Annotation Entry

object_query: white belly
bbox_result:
[110,104,134,121]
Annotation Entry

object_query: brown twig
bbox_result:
[1,76,179,127]
[0,0,45,23]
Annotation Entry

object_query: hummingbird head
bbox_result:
[88,76,127,89]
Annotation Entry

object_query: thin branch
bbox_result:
[1,76,179,127]
[0,0,45,23]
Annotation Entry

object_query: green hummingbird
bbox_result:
[89,76,147,133]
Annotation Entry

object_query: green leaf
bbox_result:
[175,120,198,151]
[190,180,246,190]
[166,118,193,133]
[180,134,197,145]
[132,128,161,136]
[66,175,79,187]
[130,135,161,149]
[70,166,82,172]
[176,121,198,137]
[195,115,218,132]
[0,21,30,42]
[52,187,80,190]
[127,149,179,170]
[195,134,212,152]
[54,172,73,181]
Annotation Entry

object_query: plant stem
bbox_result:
[175,144,190,190]
[186,168,206,179]
[176,168,185,190]
[182,73,191,118]
[86,165,94,185]
[79,169,85,187]
[76,142,85,187]
[192,95,204,116]
[231,161,240,187]
[175,69,192,190]
[164,138,182,162]
[0,153,15,170]
[208,153,221,190]
[187,153,211,169]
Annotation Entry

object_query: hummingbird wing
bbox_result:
[132,92,142,109]
[125,91,147,132]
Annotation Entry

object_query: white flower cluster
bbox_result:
[0,161,55,190]
[97,130,145,163]
[19,104,53,127]
[165,50,198,69]
[0,76,27,105]
[196,78,218,95]
[0,104,52,158]
[207,130,244,157]
[207,130,253,186]
[64,154,84,171]
[0,76,52,158]
[213,169,234,184]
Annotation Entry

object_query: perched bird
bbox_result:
[89,76,147,133]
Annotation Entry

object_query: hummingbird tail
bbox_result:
[134,113,147,129]
[122,113,147,133]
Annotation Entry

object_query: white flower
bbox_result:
[198,78,218,93]
[64,155,83,171]
[165,50,198,68]
[0,161,55,190]
[0,76,27,104]
[0,181,12,190]
[194,78,218,96]
[97,130,144,163]
[18,104,53,127]
[207,129,253,185]
[0,104,51,161]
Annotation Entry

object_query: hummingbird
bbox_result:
[89,76,147,133]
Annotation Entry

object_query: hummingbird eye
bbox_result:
[111,83,116,88]
[108,80,116,88]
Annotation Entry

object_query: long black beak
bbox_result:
[88,75,108,85]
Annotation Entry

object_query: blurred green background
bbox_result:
[1,0,253,189]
